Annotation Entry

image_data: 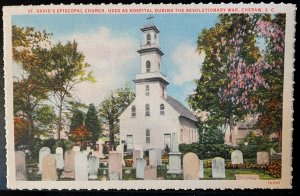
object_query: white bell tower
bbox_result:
[134,16,169,100]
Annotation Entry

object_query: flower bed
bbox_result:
[266,160,281,178]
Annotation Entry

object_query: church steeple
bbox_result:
[134,16,168,99]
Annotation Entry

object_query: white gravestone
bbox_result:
[212,157,225,178]
[257,152,269,164]
[75,152,89,181]
[167,133,182,174]
[15,151,27,180]
[183,152,200,180]
[134,145,144,157]
[38,147,50,173]
[54,147,64,169]
[98,143,105,158]
[231,150,243,164]
[199,160,204,179]
[136,158,146,179]
[116,144,125,166]
[89,155,99,179]
[132,150,142,168]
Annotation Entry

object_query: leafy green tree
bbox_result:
[86,104,101,148]
[12,25,52,139]
[99,86,135,150]
[45,41,95,139]
[69,109,85,131]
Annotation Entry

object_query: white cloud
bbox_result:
[171,42,205,85]
[65,26,139,105]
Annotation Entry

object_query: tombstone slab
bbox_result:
[167,152,182,174]
[136,158,146,179]
[183,152,199,180]
[116,144,125,166]
[257,152,269,164]
[212,157,225,179]
[38,147,50,173]
[132,150,141,168]
[235,174,260,180]
[61,150,75,179]
[75,152,89,181]
[15,151,27,180]
[144,166,157,180]
[54,147,64,169]
[89,155,99,179]
[199,160,204,179]
[73,146,80,152]
[109,151,122,180]
[42,154,57,181]
[231,150,243,164]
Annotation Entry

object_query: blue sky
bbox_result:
[12,14,219,108]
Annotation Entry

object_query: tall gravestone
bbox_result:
[15,151,27,180]
[132,150,141,168]
[54,147,64,169]
[38,147,50,173]
[199,160,204,179]
[183,152,200,180]
[231,150,243,164]
[61,150,75,179]
[167,133,182,174]
[108,151,122,180]
[136,158,146,179]
[134,145,144,157]
[75,152,89,181]
[73,146,80,152]
[116,144,125,166]
[257,152,269,164]
[42,154,57,181]
[89,155,99,179]
[212,157,225,179]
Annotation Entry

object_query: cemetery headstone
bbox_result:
[108,151,122,180]
[199,160,204,179]
[89,155,99,179]
[167,133,182,174]
[54,147,64,169]
[61,150,75,179]
[212,157,225,178]
[38,147,51,173]
[183,152,199,180]
[231,150,243,164]
[42,154,57,181]
[73,146,80,152]
[136,158,146,179]
[132,150,141,168]
[75,152,89,181]
[257,151,269,164]
[15,151,27,180]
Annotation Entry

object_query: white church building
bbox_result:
[119,21,199,151]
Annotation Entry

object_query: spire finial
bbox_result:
[146,14,154,25]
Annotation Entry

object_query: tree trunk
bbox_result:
[109,119,114,151]
[229,115,236,146]
[57,98,63,140]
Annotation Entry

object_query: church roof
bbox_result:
[166,96,198,122]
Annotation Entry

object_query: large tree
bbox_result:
[189,14,285,147]
[86,104,101,148]
[99,86,135,150]
[45,41,95,139]
[12,25,52,140]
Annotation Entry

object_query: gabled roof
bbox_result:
[166,96,197,122]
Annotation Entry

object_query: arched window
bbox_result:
[162,85,165,98]
[145,104,150,116]
[158,62,160,72]
[146,129,150,143]
[145,85,150,96]
[146,34,151,45]
[131,106,136,117]
[160,104,165,115]
[146,61,151,72]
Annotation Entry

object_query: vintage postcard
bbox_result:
[3,3,295,190]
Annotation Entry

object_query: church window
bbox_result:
[131,106,136,117]
[162,85,165,98]
[160,104,165,115]
[145,104,150,116]
[146,61,151,72]
[154,33,157,39]
[146,33,151,45]
[146,129,150,143]
[158,62,160,72]
[145,85,150,96]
